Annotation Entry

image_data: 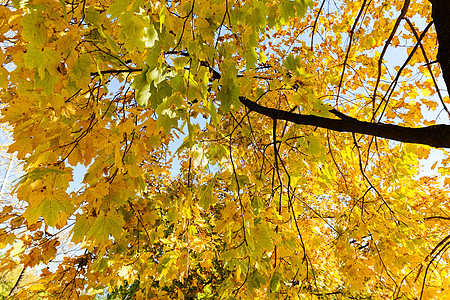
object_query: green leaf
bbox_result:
[155,97,179,134]
[69,54,93,88]
[85,6,101,24]
[24,45,59,80]
[71,215,93,244]
[106,0,130,19]
[24,189,74,227]
[34,69,56,95]
[87,211,125,244]
[294,0,313,17]
[218,59,240,114]
[15,167,68,187]
[248,1,268,29]
[131,65,151,106]
[269,271,282,292]
[246,46,258,70]
[118,13,158,51]
[246,32,259,69]
[21,10,47,45]
[59,0,67,21]
[247,270,264,290]
[144,23,159,48]
[283,54,300,71]
[306,135,322,155]
[132,66,169,107]
[280,0,312,22]
[98,28,119,52]
[199,175,218,209]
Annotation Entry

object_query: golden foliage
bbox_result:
[0,0,449,299]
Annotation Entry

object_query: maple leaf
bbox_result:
[86,211,125,244]
[23,189,74,227]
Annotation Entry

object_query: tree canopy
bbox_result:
[1,0,450,298]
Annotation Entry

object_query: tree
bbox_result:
[1,0,450,298]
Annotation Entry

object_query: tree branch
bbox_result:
[429,0,450,89]
[90,68,142,76]
[239,96,450,148]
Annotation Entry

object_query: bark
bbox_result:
[239,97,450,148]
[429,0,450,89]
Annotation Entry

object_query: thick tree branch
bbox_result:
[429,0,450,89]
[239,97,450,148]
[237,1,450,149]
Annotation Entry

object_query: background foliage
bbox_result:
[1,0,450,299]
